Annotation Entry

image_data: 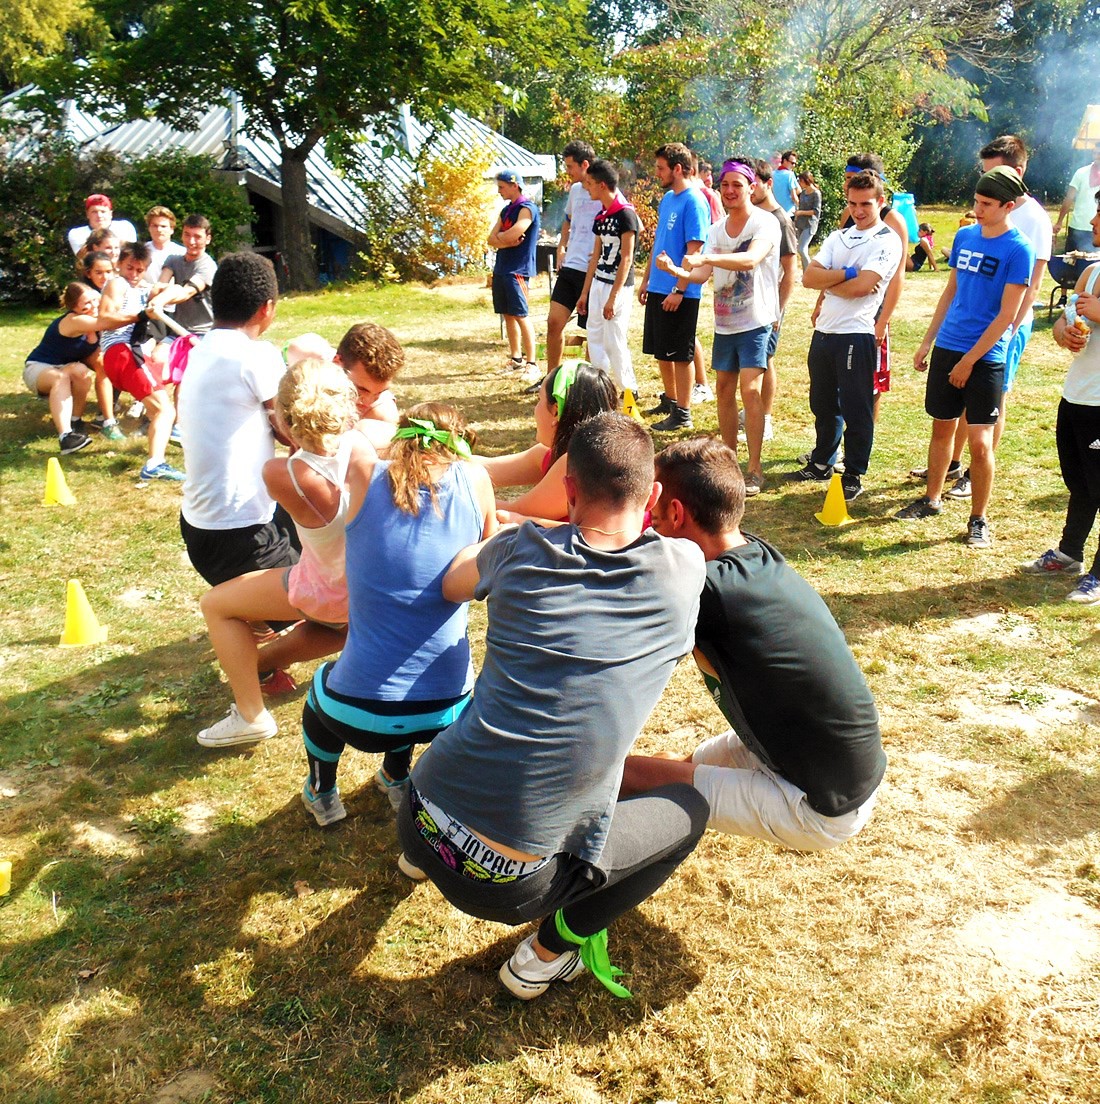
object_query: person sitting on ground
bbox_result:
[98,242,185,481]
[24,283,103,454]
[397,412,708,1001]
[478,361,618,524]
[906,223,937,272]
[622,437,886,850]
[300,402,496,823]
[177,251,299,592]
[68,193,136,254]
[335,322,403,449]
[1019,188,1100,604]
[196,357,377,748]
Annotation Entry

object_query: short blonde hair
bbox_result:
[276,357,358,455]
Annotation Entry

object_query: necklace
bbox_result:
[576,523,628,536]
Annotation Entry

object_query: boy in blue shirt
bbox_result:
[896,167,1034,547]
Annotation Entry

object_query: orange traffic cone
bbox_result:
[59,579,108,646]
[815,473,854,526]
[43,457,76,506]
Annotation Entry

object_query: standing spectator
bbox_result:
[638,142,711,431]
[697,160,723,223]
[771,151,801,215]
[1019,189,1100,603]
[1054,140,1100,252]
[656,158,780,496]
[67,194,137,254]
[895,167,1033,548]
[799,171,903,502]
[546,141,602,376]
[488,170,541,382]
[144,206,185,283]
[793,171,822,268]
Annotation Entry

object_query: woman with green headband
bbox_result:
[299,400,497,826]
[480,361,618,523]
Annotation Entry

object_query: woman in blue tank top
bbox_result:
[300,401,497,827]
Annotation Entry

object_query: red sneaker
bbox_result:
[260,668,298,696]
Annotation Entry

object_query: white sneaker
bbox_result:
[397,853,428,881]
[691,383,714,403]
[499,933,585,1000]
[374,769,410,812]
[520,362,542,384]
[301,781,347,826]
[196,705,277,747]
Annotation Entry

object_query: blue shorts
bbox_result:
[712,327,770,373]
[492,272,530,318]
[766,322,780,359]
[1002,318,1033,392]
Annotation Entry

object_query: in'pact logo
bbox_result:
[955,248,1001,277]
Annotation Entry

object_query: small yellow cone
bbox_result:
[622,389,645,422]
[43,457,76,507]
[59,579,108,646]
[814,473,855,527]
[0,860,11,896]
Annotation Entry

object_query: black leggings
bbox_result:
[1057,399,1100,575]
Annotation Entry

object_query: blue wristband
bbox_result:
[843,265,859,281]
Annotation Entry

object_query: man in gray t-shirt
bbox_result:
[154,214,218,335]
[398,413,708,1002]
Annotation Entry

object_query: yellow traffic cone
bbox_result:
[0,860,11,897]
[59,579,108,646]
[622,389,645,422]
[43,457,76,506]
[814,473,854,527]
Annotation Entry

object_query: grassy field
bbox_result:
[2,211,1099,1104]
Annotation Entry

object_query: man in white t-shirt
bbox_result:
[797,172,903,502]
[144,205,186,284]
[656,158,780,496]
[177,251,295,588]
[1054,140,1100,253]
[67,193,138,254]
[545,140,604,379]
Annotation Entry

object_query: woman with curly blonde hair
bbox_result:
[300,401,497,826]
[196,355,372,748]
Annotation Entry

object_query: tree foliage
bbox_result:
[0,0,96,89]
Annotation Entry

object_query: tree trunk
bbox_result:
[280,150,318,291]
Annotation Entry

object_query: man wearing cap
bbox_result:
[655,158,780,496]
[67,194,138,254]
[799,171,903,503]
[896,166,1034,548]
[488,170,541,381]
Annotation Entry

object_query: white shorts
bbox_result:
[691,729,879,851]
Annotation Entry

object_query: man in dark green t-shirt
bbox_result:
[623,437,885,850]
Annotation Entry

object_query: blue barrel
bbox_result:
[892,192,920,241]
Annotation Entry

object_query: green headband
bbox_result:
[392,417,472,460]
[551,361,585,416]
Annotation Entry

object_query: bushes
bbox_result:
[0,138,254,303]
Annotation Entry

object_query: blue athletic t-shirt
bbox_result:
[648,188,711,299]
[936,224,1034,362]
[493,197,540,278]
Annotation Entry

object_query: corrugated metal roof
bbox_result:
[2,90,553,240]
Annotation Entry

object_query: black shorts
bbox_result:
[925,346,1004,425]
[642,294,701,363]
[180,511,299,588]
[492,272,530,318]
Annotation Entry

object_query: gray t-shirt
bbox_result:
[411,522,706,864]
[162,253,217,334]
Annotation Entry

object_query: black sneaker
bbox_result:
[792,461,832,481]
[645,392,673,416]
[652,404,693,432]
[59,431,91,455]
[841,473,863,501]
[966,515,992,548]
[71,417,88,434]
[895,495,942,520]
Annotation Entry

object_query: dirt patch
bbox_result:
[953,681,1100,736]
[947,611,1039,641]
[72,820,141,859]
[152,1069,219,1104]
[178,801,216,839]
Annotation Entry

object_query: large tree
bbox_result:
[27,0,547,289]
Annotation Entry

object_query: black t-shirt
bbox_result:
[695,536,885,816]
[592,204,642,286]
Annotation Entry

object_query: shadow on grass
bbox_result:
[962,767,1100,844]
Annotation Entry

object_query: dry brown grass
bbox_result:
[1,252,1099,1103]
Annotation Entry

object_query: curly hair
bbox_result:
[388,401,477,516]
[275,357,358,456]
[211,252,278,325]
[336,322,405,382]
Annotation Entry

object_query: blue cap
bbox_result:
[496,169,525,187]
